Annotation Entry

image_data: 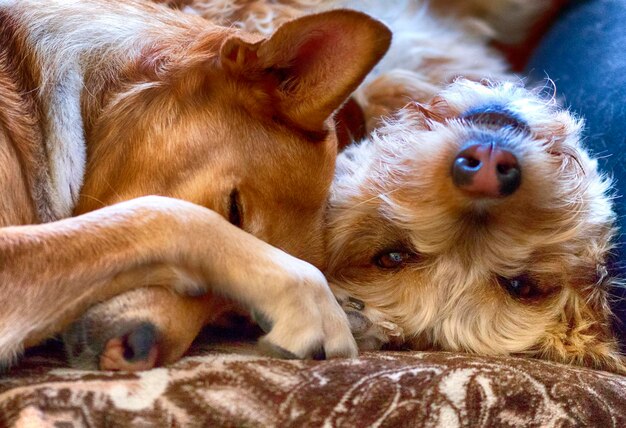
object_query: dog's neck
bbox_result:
[0,1,224,221]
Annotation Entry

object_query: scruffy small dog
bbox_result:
[329,79,624,373]
[66,0,626,373]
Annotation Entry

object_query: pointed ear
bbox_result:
[220,10,391,133]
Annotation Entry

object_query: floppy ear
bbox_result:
[220,10,391,133]
[541,277,626,374]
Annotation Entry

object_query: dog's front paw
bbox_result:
[253,266,358,360]
[335,292,403,351]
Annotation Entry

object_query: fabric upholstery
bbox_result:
[1,339,625,427]
[2,4,625,427]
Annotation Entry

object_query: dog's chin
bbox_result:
[328,80,624,373]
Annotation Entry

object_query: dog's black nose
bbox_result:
[452,141,521,198]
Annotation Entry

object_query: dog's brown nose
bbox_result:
[452,142,521,198]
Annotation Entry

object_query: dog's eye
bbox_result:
[374,251,414,269]
[498,274,538,299]
[228,189,243,228]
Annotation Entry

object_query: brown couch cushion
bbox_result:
[1,340,624,427]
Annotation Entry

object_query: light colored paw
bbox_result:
[255,266,358,359]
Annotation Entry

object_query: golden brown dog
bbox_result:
[0,0,392,368]
[65,0,625,374]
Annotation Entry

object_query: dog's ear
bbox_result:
[220,10,391,133]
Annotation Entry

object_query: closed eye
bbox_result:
[228,189,243,228]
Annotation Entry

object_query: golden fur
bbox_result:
[0,0,391,367]
[328,80,624,373]
[65,0,625,374]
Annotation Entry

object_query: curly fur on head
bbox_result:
[327,79,625,373]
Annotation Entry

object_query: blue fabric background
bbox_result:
[526,0,626,345]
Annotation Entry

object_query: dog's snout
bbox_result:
[452,141,521,198]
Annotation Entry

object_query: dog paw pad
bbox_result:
[346,310,373,335]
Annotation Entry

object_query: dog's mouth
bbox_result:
[461,105,530,135]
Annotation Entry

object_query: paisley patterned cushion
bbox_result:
[1,339,624,427]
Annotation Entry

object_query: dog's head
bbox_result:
[76,10,390,268]
[328,79,625,372]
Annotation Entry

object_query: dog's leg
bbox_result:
[0,195,356,367]
[64,286,390,371]
[63,280,394,372]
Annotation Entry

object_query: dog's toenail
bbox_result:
[251,310,273,333]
